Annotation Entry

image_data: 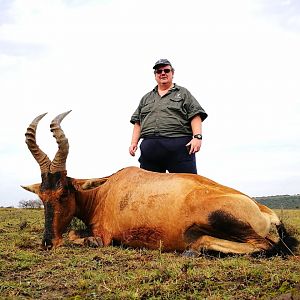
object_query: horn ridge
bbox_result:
[49,111,71,173]
[25,112,51,174]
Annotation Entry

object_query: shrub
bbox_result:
[18,199,43,209]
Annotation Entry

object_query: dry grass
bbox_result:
[0,208,299,299]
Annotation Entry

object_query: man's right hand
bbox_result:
[129,144,138,156]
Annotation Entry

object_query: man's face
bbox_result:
[154,65,174,86]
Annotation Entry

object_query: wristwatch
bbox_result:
[193,134,202,140]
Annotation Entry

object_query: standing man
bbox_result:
[129,59,208,174]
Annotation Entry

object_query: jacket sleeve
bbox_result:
[184,90,208,122]
[130,105,141,124]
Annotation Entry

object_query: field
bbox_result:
[0,208,299,299]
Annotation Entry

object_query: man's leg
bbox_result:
[168,156,197,174]
[165,137,198,174]
[139,139,166,173]
[139,158,166,173]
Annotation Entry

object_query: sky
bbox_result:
[0,0,299,207]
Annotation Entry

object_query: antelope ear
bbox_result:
[81,177,109,190]
[21,183,41,194]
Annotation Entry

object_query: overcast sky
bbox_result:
[0,0,299,207]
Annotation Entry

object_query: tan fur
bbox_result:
[23,166,283,253]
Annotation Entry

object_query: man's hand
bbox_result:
[186,138,202,155]
[129,144,138,156]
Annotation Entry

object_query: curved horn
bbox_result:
[49,110,71,173]
[25,113,51,174]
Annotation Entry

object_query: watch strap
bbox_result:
[193,134,202,140]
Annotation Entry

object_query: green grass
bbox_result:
[0,208,299,299]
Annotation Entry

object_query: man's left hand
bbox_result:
[186,138,202,155]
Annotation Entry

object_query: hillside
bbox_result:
[254,194,300,209]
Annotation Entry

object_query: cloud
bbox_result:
[0,0,14,25]
[0,40,46,57]
[258,0,300,32]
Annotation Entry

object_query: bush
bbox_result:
[18,199,43,209]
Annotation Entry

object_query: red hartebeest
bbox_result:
[22,111,298,256]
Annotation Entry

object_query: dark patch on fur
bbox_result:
[120,227,162,246]
[208,210,256,242]
[42,202,54,248]
[41,172,63,191]
[184,210,258,244]
[41,171,72,195]
[184,210,299,257]
[119,194,130,211]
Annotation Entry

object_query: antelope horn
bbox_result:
[50,110,71,173]
[25,113,51,174]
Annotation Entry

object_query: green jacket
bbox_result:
[130,84,208,138]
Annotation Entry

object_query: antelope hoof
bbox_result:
[182,249,199,257]
[84,237,103,248]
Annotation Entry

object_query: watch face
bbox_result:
[194,134,202,139]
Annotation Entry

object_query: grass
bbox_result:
[0,208,299,299]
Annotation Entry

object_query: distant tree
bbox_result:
[19,199,43,209]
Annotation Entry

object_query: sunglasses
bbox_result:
[155,68,172,74]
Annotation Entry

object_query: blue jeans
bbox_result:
[139,136,197,174]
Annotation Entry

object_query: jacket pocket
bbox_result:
[140,101,154,121]
[167,98,183,111]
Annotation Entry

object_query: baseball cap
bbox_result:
[153,59,172,69]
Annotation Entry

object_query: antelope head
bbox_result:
[22,111,76,249]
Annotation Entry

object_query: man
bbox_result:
[129,59,207,174]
